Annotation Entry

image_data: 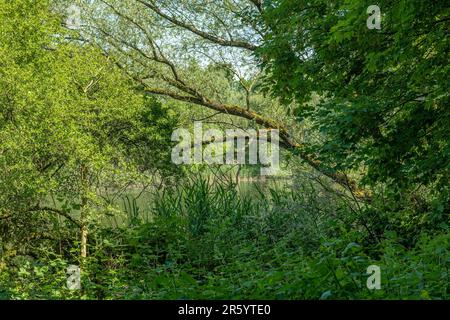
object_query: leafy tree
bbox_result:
[0,0,178,259]
[79,0,369,197]
[260,0,449,196]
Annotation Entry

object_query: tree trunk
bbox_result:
[80,164,89,259]
[80,224,88,258]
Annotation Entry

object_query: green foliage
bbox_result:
[2,178,448,300]
[260,0,449,192]
[0,0,179,250]
[0,0,448,302]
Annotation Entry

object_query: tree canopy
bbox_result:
[260,0,449,193]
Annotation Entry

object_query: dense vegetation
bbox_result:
[0,0,448,300]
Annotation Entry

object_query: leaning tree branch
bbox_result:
[90,3,371,200]
[142,84,371,200]
[135,0,258,51]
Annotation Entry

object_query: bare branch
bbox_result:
[28,206,82,228]
[136,0,258,51]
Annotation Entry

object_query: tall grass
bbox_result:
[2,176,448,299]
